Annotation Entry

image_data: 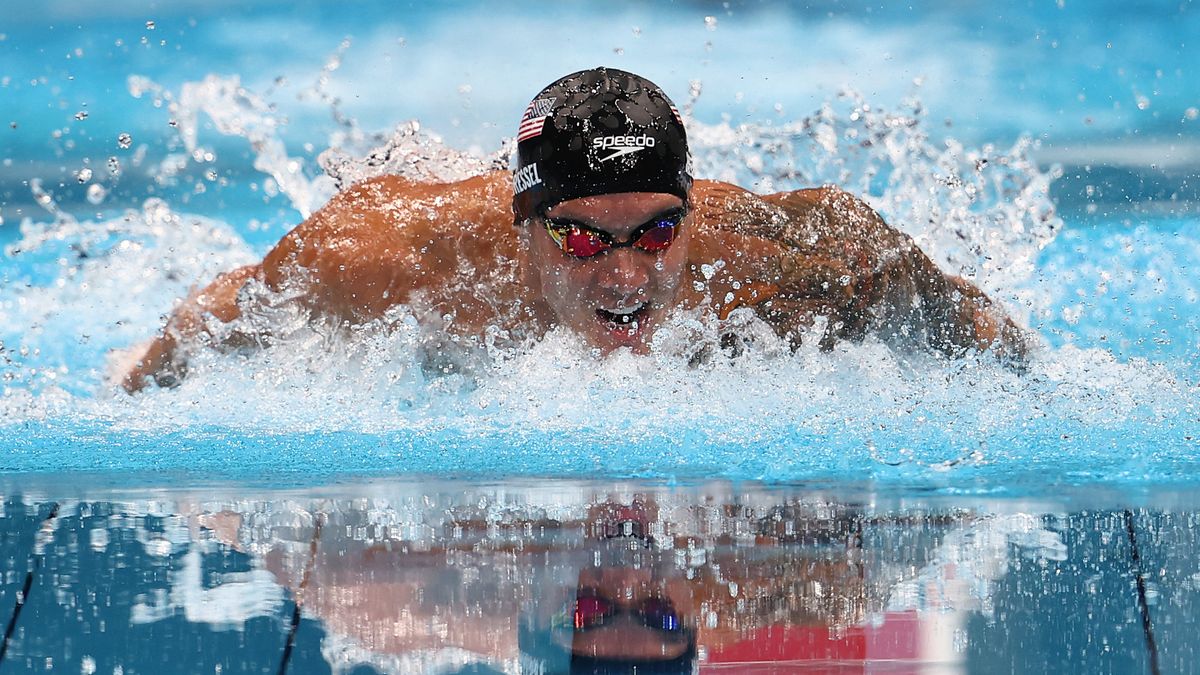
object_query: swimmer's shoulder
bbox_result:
[262,170,514,298]
[272,171,510,251]
[323,170,510,223]
[692,179,833,210]
[692,179,830,240]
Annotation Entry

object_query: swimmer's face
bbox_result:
[527,192,691,353]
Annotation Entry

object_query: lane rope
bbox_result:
[276,510,325,675]
[1123,509,1160,675]
[0,502,61,664]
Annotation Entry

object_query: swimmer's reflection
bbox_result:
[521,499,698,673]
[198,494,867,673]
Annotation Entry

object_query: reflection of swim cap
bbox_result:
[512,67,692,221]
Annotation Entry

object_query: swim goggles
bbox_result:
[567,589,682,633]
[541,207,686,258]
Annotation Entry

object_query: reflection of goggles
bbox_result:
[542,208,686,258]
[569,589,682,633]
[596,518,652,543]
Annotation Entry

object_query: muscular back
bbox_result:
[261,173,523,331]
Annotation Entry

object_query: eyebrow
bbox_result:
[545,206,686,231]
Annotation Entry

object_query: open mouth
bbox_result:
[596,301,649,329]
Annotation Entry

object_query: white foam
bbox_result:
[0,74,1193,481]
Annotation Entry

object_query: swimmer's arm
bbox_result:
[911,261,1031,367]
[120,264,260,393]
[756,186,1030,366]
[824,190,1031,366]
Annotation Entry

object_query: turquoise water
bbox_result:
[0,1,1198,672]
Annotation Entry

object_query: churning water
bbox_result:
[1,4,1199,674]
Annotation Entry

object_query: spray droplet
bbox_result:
[107,156,121,176]
[117,132,132,149]
[168,119,177,127]
[75,167,93,183]
[31,179,53,207]
[1186,107,1199,121]
[632,26,642,37]
[74,111,89,121]
[145,20,156,30]
[86,183,107,204]
[1136,95,1150,111]
[205,169,218,181]
[704,16,718,31]
[613,47,624,55]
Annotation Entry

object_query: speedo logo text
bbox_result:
[593,135,656,162]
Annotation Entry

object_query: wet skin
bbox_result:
[528,192,690,353]
[120,171,1029,391]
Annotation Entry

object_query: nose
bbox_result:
[597,248,650,294]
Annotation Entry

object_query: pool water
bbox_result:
[1,0,1198,672]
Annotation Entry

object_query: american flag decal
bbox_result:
[517,97,555,142]
[518,115,548,142]
[670,105,682,124]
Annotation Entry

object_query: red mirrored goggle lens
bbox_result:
[561,228,611,257]
[545,213,683,259]
[573,595,613,629]
[631,222,676,252]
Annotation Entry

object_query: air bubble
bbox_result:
[107,156,121,176]
[76,167,93,183]
[74,111,88,121]
[704,16,718,31]
[117,132,132,149]
[145,20,156,30]
[86,184,107,205]
[1185,108,1198,121]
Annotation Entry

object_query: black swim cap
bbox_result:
[512,67,692,221]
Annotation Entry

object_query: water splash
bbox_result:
[0,73,1195,487]
[130,74,337,218]
[687,89,1061,303]
[318,120,507,189]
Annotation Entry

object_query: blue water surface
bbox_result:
[0,0,1197,492]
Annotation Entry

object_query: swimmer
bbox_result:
[120,67,1029,392]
